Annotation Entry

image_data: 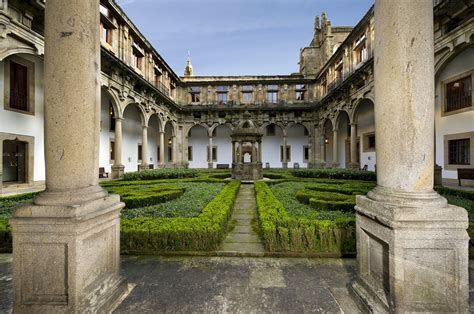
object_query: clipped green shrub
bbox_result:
[120,180,240,252]
[122,168,198,181]
[435,186,474,201]
[0,219,12,253]
[122,189,184,209]
[292,168,376,181]
[0,192,38,219]
[255,181,356,254]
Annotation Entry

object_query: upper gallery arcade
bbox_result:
[0,0,473,192]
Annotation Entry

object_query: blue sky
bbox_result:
[118,0,373,76]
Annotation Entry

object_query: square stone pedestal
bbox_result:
[111,164,125,179]
[10,194,128,313]
[352,191,469,312]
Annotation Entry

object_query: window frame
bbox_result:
[440,70,474,116]
[443,132,474,171]
[4,56,35,116]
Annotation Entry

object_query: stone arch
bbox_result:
[351,98,375,123]
[163,120,177,137]
[334,110,351,130]
[186,123,209,137]
[435,41,474,76]
[260,122,285,135]
[101,87,122,118]
[322,118,334,165]
[123,102,147,126]
[0,46,43,61]
[209,122,234,136]
[286,122,311,137]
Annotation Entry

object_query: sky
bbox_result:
[118,0,374,76]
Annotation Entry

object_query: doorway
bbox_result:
[2,140,27,184]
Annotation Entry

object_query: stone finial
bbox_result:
[184,51,193,77]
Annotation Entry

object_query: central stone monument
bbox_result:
[231,112,263,181]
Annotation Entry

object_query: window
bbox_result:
[131,42,144,71]
[154,66,162,87]
[267,91,278,103]
[295,84,306,101]
[355,43,367,65]
[445,76,472,112]
[170,81,176,98]
[242,85,253,103]
[110,140,115,163]
[448,139,470,165]
[217,86,228,105]
[100,22,112,45]
[9,61,28,111]
[363,133,376,152]
[267,84,279,104]
[188,146,193,161]
[138,144,142,161]
[190,86,201,103]
[207,146,217,162]
[109,103,115,132]
[157,146,161,162]
[303,146,310,161]
[266,125,276,136]
[280,146,291,162]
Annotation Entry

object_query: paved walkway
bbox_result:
[219,183,265,255]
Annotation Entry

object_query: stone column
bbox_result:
[238,141,243,163]
[139,125,149,171]
[172,135,177,167]
[332,128,339,167]
[282,135,288,168]
[159,131,165,168]
[208,135,213,169]
[10,0,128,312]
[231,141,235,163]
[258,140,262,163]
[349,123,359,169]
[352,1,469,312]
[111,117,124,179]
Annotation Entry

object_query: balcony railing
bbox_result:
[151,81,170,96]
[10,89,28,111]
[445,94,472,112]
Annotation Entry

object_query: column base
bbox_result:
[282,162,288,169]
[111,164,125,179]
[138,164,149,171]
[331,162,340,168]
[348,162,360,169]
[353,187,469,313]
[434,164,443,186]
[208,162,214,169]
[10,192,128,313]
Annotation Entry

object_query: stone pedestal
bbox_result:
[282,162,288,169]
[138,164,149,171]
[111,164,125,179]
[10,191,128,312]
[353,188,469,312]
[208,162,214,169]
[348,162,360,169]
[232,162,263,181]
[434,164,443,186]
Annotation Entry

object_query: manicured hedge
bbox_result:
[120,180,240,252]
[255,181,356,254]
[122,168,198,181]
[0,219,11,253]
[102,183,185,209]
[292,168,376,181]
[436,186,474,201]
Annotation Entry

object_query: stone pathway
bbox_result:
[219,183,265,255]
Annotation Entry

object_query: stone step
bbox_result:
[220,242,265,253]
[224,233,261,243]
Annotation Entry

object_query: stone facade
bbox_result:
[1,0,472,192]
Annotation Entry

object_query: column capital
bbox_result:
[349,122,357,127]
[333,128,339,133]
[115,116,124,121]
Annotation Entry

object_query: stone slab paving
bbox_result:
[2,254,474,312]
[219,183,265,254]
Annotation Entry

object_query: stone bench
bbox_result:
[458,168,474,186]
[216,164,229,169]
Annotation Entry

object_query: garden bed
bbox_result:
[0,176,240,253]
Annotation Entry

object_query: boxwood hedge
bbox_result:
[120,180,240,252]
[122,168,198,181]
[255,181,356,254]
[292,168,376,181]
